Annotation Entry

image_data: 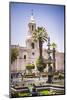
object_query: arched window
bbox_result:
[31,43,35,49]
[32,25,34,31]
[24,55,26,59]
[32,52,35,55]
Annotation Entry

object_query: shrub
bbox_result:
[26,64,35,70]
[58,73,64,80]
[11,48,19,64]
[11,92,19,98]
[54,75,58,80]
[54,73,64,80]
[18,93,30,97]
[36,57,46,72]
[39,90,49,95]
[54,71,59,75]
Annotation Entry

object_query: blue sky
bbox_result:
[11,2,65,52]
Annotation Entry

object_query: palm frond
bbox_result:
[32,26,48,43]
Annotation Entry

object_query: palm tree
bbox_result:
[51,42,57,73]
[32,27,48,60]
[32,27,48,75]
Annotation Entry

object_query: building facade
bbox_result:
[11,14,64,73]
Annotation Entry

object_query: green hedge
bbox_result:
[54,73,64,80]
[26,64,35,70]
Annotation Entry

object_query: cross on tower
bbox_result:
[31,9,33,16]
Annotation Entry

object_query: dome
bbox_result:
[29,15,35,23]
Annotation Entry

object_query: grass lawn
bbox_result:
[39,90,50,95]
[11,89,64,97]
[18,93,31,97]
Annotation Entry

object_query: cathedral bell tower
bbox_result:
[26,10,36,48]
[28,10,36,35]
[26,10,39,65]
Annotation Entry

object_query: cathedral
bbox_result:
[11,13,64,73]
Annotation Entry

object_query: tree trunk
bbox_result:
[39,38,42,59]
[53,48,56,73]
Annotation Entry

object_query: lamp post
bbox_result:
[51,42,56,74]
[46,37,53,83]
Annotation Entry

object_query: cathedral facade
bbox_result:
[11,14,64,73]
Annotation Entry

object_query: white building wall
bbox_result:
[56,52,64,71]
[11,47,64,72]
